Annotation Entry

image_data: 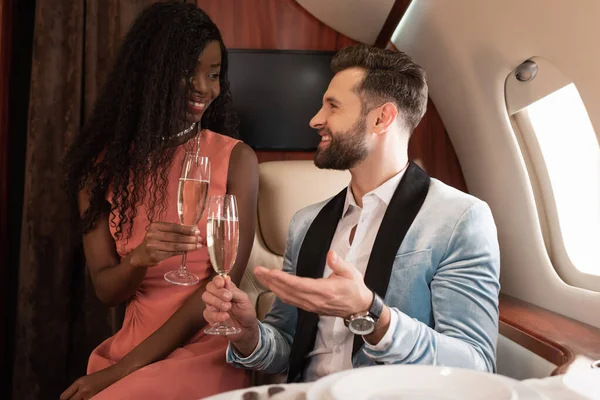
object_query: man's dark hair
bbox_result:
[331,44,428,133]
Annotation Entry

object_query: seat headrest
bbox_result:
[257,160,350,256]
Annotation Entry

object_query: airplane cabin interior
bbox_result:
[0,0,598,399]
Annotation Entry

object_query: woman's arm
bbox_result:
[79,190,201,306]
[78,189,146,306]
[62,143,259,399]
[115,142,258,372]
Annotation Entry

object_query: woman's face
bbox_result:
[185,41,222,123]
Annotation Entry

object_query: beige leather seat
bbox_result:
[239,160,350,383]
[241,160,350,319]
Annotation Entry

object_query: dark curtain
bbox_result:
[11,1,171,399]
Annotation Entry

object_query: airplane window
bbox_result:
[516,83,599,276]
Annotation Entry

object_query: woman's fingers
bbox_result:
[153,222,199,236]
[149,231,200,244]
[147,241,199,252]
[60,384,78,400]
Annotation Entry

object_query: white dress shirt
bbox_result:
[303,168,405,381]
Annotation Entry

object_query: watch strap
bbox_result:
[368,291,384,322]
[343,290,384,328]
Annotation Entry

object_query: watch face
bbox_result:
[349,317,375,335]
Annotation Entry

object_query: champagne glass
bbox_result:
[204,194,242,335]
[164,152,210,286]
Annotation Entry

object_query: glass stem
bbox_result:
[180,251,188,274]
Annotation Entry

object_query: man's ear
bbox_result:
[373,102,399,134]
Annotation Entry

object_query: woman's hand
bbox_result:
[129,222,202,268]
[60,365,125,400]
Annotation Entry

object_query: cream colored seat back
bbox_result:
[240,160,350,321]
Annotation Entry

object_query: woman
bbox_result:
[61,3,256,399]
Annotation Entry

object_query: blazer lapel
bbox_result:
[352,161,431,356]
[287,188,346,382]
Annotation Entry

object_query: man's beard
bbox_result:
[314,115,368,170]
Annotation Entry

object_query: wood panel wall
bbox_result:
[196,0,467,191]
[196,0,355,163]
[197,0,357,51]
[0,0,12,381]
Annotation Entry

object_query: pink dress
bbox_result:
[88,130,252,399]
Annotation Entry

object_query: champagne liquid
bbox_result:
[207,218,239,275]
[177,179,209,225]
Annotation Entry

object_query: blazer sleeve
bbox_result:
[227,214,300,374]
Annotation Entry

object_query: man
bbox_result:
[203,44,500,383]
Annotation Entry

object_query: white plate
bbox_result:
[320,365,518,400]
[202,383,311,400]
[306,369,355,400]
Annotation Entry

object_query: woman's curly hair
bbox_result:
[64,2,237,240]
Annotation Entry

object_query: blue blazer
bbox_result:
[228,162,500,382]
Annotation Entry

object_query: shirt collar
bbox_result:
[342,164,408,217]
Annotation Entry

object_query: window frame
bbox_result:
[505,57,600,292]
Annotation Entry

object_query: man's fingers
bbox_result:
[254,268,329,313]
[257,273,326,313]
[203,308,217,324]
[202,291,232,310]
[256,268,320,295]
[326,250,355,278]
[213,275,226,289]
[217,311,230,322]
[267,279,314,309]
[204,309,230,323]
[205,283,232,302]
[227,281,251,304]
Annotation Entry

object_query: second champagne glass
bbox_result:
[204,194,241,335]
[164,152,210,286]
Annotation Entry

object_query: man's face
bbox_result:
[310,68,369,170]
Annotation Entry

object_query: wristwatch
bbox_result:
[344,291,384,335]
